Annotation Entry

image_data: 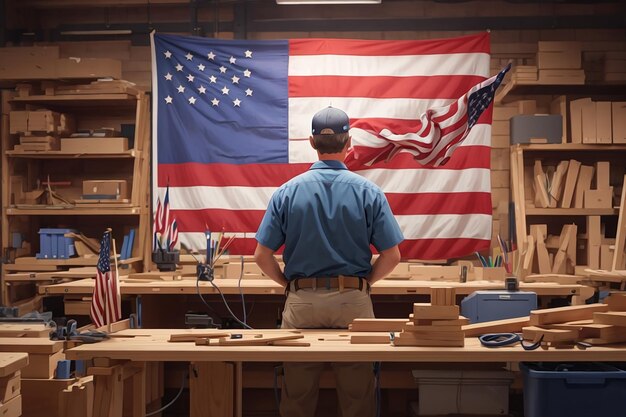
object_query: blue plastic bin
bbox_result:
[521,362,626,417]
[36,228,76,259]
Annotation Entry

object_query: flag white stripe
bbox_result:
[396,213,492,240]
[289,53,490,77]
[162,167,490,211]
[288,97,454,139]
[289,125,491,164]
[177,212,491,244]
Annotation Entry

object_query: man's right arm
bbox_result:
[254,243,288,289]
[366,245,401,286]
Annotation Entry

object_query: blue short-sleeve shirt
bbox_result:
[256,160,404,280]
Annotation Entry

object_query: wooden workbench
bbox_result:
[66,328,626,417]
[39,277,593,299]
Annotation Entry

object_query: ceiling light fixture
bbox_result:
[277,0,381,4]
[60,29,132,36]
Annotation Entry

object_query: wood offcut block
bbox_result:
[606,293,626,311]
[529,304,609,326]
[522,326,580,343]
[463,317,529,337]
[560,159,581,208]
[430,287,456,306]
[573,165,594,208]
[412,304,459,320]
[393,333,464,347]
[584,188,613,209]
[594,312,626,327]
[349,319,407,332]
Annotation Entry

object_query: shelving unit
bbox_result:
[1,84,151,306]
[510,144,625,276]
[495,79,626,104]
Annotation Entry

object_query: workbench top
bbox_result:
[66,328,626,363]
[39,278,591,297]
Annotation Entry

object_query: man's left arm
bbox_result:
[254,243,288,289]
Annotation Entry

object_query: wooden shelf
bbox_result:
[515,144,626,151]
[6,207,145,215]
[525,208,619,216]
[495,80,626,104]
[11,93,137,107]
[6,150,138,159]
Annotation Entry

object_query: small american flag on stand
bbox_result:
[90,230,121,327]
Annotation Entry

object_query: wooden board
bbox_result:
[349,319,408,332]
[560,159,581,208]
[350,334,391,344]
[169,332,231,342]
[430,287,456,306]
[522,326,579,342]
[412,304,459,320]
[0,338,63,354]
[573,165,594,208]
[0,323,50,338]
[529,304,609,326]
[393,333,464,347]
[217,334,304,346]
[463,317,530,337]
[613,174,626,271]
[403,323,462,332]
[0,353,28,377]
[593,312,626,327]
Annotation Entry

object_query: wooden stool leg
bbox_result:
[189,362,235,417]
[93,366,124,417]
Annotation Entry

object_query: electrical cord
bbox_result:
[238,255,247,325]
[209,280,253,329]
[374,361,382,417]
[195,275,223,325]
[146,371,187,416]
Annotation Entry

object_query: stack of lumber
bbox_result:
[510,65,537,82]
[522,293,626,347]
[604,51,626,83]
[393,288,468,347]
[536,41,585,85]
[521,223,577,276]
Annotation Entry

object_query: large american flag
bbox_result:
[151,32,495,259]
[90,231,121,327]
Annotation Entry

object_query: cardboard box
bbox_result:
[60,137,128,153]
[596,102,612,144]
[55,58,122,79]
[0,57,57,80]
[537,50,581,69]
[82,180,128,199]
[612,102,626,144]
[584,188,613,209]
[537,41,582,52]
[27,110,60,133]
[8,111,28,134]
[538,69,585,85]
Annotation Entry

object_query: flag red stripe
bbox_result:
[386,192,492,216]
[289,34,490,56]
[174,209,265,233]
[289,75,487,99]
[350,108,493,136]
[158,162,310,187]
[186,236,490,260]
[159,146,490,188]
[399,237,490,260]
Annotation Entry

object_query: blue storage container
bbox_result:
[36,228,76,259]
[461,291,537,324]
[521,362,626,417]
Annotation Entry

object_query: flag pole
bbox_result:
[110,230,121,332]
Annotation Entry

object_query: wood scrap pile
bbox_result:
[393,288,468,347]
[169,331,309,347]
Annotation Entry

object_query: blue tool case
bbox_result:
[461,290,537,324]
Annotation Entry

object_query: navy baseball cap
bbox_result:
[311,106,350,135]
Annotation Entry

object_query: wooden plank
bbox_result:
[412,304,460,320]
[350,334,391,344]
[606,293,626,311]
[0,338,63,354]
[587,216,602,269]
[349,319,407,332]
[552,225,575,274]
[530,304,609,326]
[573,165,594,208]
[190,362,234,417]
[532,225,551,274]
[169,332,231,342]
[403,323,462,332]
[0,352,28,377]
[93,366,124,417]
[594,312,626,327]
[549,160,569,207]
[534,174,551,208]
[430,287,455,306]
[613,175,626,271]
[522,326,580,342]
[217,334,304,346]
[393,334,464,347]
[560,159,581,208]
[463,317,530,337]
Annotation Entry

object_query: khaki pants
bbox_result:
[280,285,376,417]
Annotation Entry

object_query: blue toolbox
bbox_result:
[521,362,626,417]
[461,291,537,324]
[36,228,76,259]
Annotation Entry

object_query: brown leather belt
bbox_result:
[291,276,366,291]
